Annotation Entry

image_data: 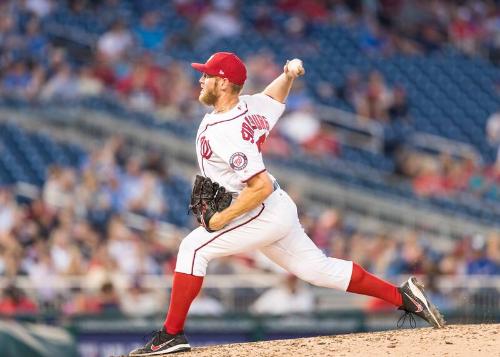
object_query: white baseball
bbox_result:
[286,58,305,77]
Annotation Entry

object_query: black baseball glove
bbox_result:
[188,175,233,232]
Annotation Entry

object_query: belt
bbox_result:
[273,180,280,192]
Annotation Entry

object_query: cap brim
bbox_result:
[191,63,219,76]
[191,63,206,73]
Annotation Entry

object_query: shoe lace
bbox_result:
[397,311,417,328]
[142,330,163,345]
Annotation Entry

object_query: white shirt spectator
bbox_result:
[200,9,241,40]
[43,169,76,210]
[108,238,139,275]
[251,275,315,315]
[98,23,133,62]
[486,112,500,145]
[51,245,71,273]
[121,287,161,317]
[279,107,321,144]
[26,0,53,18]
[189,293,225,315]
[0,200,16,235]
[40,65,79,100]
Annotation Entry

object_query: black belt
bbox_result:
[273,180,280,192]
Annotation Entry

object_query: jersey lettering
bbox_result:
[241,115,270,145]
[241,122,255,143]
[256,134,267,153]
[200,136,213,159]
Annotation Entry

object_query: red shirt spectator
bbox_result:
[0,286,38,315]
[116,62,162,103]
[278,0,329,21]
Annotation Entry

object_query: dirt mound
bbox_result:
[181,324,499,357]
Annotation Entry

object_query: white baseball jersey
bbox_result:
[195,93,285,193]
[178,90,353,292]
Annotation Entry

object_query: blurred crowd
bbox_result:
[0,136,498,317]
[0,0,499,317]
[393,148,500,200]
[357,0,500,62]
[0,0,499,111]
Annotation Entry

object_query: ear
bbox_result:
[219,78,231,92]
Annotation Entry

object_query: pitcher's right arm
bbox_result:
[262,58,305,103]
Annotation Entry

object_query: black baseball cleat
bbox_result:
[129,328,191,356]
[398,277,446,329]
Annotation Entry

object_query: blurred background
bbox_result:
[0,0,499,356]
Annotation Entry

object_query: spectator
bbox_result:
[388,86,410,122]
[262,130,292,158]
[466,234,499,275]
[279,103,321,147]
[76,66,104,97]
[40,64,79,100]
[251,4,276,35]
[277,0,328,21]
[23,18,48,60]
[129,171,166,218]
[97,21,133,63]
[134,12,166,51]
[301,122,340,157]
[251,274,314,315]
[416,23,446,53]
[116,60,161,111]
[337,70,364,109]
[118,156,144,211]
[1,61,32,97]
[486,111,500,146]
[156,61,197,118]
[96,281,120,313]
[359,19,392,56]
[199,1,241,46]
[244,53,281,95]
[485,6,500,65]
[387,233,427,276]
[413,159,445,197]
[189,291,225,316]
[356,70,392,122]
[0,189,17,236]
[62,287,101,316]
[43,167,77,210]
[120,279,162,317]
[448,6,481,56]
[25,0,53,17]
[311,209,344,253]
[0,284,38,315]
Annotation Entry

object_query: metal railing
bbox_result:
[1,274,498,314]
[411,132,483,163]
[316,105,385,153]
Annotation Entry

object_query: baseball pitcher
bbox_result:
[129,52,444,356]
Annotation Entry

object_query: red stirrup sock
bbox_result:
[346,263,403,307]
[164,272,204,334]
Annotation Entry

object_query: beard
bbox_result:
[199,86,218,106]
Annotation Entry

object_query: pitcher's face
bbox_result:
[199,73,219,106]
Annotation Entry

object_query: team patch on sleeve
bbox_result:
[229,152,248,170]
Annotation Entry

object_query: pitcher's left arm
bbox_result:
[208,171,273,231]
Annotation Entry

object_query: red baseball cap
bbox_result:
[191,52,247,86]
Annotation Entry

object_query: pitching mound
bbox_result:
[181,324,499,357]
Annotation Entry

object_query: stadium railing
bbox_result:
[0,274,498,314]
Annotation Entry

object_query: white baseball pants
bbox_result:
[175,188,353,291]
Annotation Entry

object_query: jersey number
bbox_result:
[256,134,267,153]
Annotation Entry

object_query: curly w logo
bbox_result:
[200,136,213,160]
